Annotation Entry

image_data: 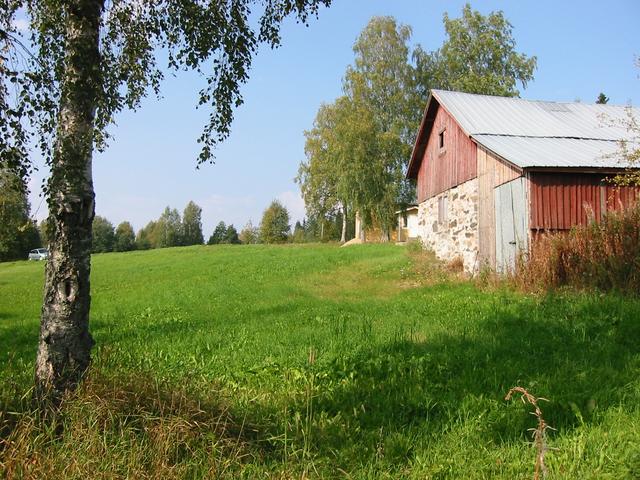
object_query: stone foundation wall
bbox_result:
[416,178,479,272]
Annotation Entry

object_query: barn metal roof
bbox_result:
[417,90,639,170]
[472,135,626,169]
[432,90,636,141]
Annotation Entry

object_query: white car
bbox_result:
[28,248,49,261]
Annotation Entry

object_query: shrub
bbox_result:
[515,201,640,294]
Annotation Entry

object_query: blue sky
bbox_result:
[26,0,639,237]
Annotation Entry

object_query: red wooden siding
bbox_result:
[529,172,640,230]
[416,106,477,202]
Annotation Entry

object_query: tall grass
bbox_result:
[516,202,640,294]
[1,370,257,479]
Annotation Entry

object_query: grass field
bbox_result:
[1,243,639,478]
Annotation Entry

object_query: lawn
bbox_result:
[1,243,639,478]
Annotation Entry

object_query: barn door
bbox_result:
[495,177,529,272]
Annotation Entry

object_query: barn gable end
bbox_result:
[415,102,477,202]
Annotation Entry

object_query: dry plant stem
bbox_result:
[505,387,553,480]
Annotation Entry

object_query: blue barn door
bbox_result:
[495,177,529,272]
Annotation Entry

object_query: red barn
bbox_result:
[406,90,640,272]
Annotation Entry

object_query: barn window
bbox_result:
[438,196,448,224]
[438,128,446,150]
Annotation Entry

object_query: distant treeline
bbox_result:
[1,180,355,262]
[84,199,353,253]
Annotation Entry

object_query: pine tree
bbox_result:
[208,221,228,245]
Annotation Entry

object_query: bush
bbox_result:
[516,201,640,294]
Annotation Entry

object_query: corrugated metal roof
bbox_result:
[473,135,627,169]
[432,90,639,169]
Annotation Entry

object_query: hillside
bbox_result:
[1,244,639,478]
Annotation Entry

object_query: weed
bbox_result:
[405,238,424,255]
[515,201,640,294]
[404,246,450,286]
[506,387,555,480]
[446,255,465,273]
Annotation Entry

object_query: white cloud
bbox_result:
[276,190,306,225]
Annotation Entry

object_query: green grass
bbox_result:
[1,244,640,478]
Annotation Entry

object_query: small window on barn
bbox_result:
[438,128,446,150]
[438,196,448,224]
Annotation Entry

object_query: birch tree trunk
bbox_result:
[35,0,103,404]
[340,204,347,243]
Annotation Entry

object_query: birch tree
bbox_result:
[298,98,351,242]
[0,0,330,404]
[344,17,418,238]
[414,3,537,97]
[182,200,204,246]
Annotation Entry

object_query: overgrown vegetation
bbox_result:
[1,244,639,477]
[515,202,640,294]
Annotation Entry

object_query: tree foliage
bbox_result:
[0,171,40,261]
[1,0,332,175]
[38,219,53,249]
[136,221,155,250]
[156,207,182,248]
[208,221,227,245]
[182,201,204,246]
[114,221,136,252]
[610,108,640,187]
[224,224,240,244]
[596,93,610,105]
[298,100,343,223]
[414,3,537,97]
[239,220,260,244]
[260,200,290,244]
[291,221,305,243]
[299,17,417,238]
[206,221,241,245]
[91,216,115,253]
[342,15,418,235]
